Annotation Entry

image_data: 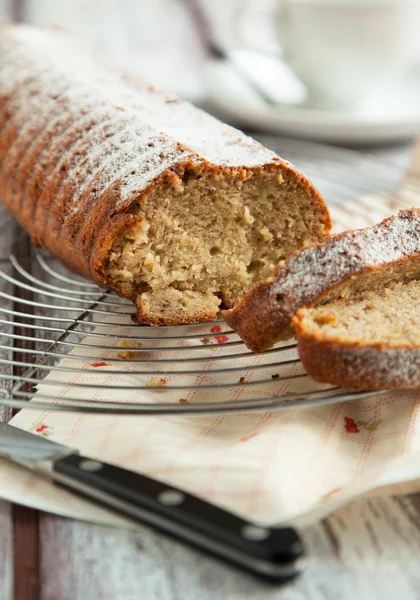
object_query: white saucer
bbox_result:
[204,56,420,145]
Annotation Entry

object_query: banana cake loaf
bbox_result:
[224,209,420,352]
[0,24,331,325]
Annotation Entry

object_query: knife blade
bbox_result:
[0,422,305,581]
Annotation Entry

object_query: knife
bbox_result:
[0,422,305,581]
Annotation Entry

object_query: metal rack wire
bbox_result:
[0,139,412,415]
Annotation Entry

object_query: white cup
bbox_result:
[237,0,420,109]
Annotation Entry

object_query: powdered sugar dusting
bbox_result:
[271,209,420,308]
[0,23,282,201]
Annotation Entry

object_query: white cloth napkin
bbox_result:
[2,194,420,529]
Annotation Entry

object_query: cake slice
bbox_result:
[223,209,420,352]
[293,280,420,389]
[0,24,331,325]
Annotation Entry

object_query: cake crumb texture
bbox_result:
[224,209,420,351]
[293,274,420,389]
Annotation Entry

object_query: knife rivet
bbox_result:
[241,525,270,542]
[79,459,103,472]
[158,489,185,506]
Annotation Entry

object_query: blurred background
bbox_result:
[3,0,249,107]
[3,0,420,148]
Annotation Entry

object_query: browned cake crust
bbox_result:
[0,24,331,325]
[293,332,420,390]
[224,209,420,352]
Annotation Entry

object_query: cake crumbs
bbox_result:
[179,398,189,404]
[149,376,167,387]
[116,339,142,359]
[202,337,211,344]
[271,374,280,379]
[117,350,141,359]
[239,376,245,383]
[117,340,142,348]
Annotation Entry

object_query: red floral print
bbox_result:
[30,422,54,438]
[344,416,384,434]
[344,416,359,433]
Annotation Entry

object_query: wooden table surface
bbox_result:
[2,1,420,599]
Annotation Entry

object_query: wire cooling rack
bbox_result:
[0,138,413,415]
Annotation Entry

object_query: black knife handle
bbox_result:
[53,453,305,581]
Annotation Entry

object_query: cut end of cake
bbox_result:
[224,208,420,352]
[101,162,330,325]
[293,278,420,389]
[294,280,420,347]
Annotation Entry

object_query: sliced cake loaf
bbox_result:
[293,280,420,389]
[0,24,331,325]
[224,209,420,352]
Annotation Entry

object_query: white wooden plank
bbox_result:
[38,496,420,600]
